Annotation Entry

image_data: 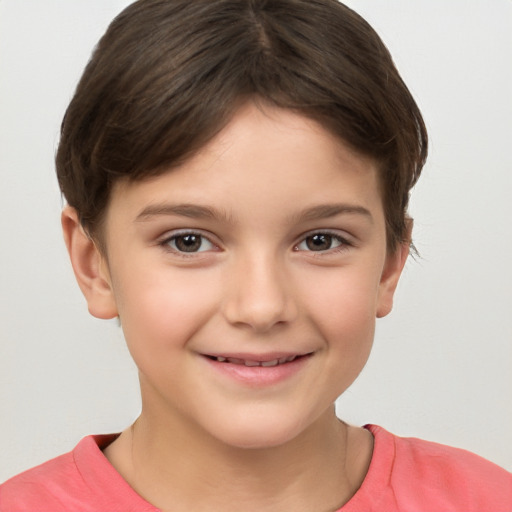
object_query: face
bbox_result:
[89,103,406,449]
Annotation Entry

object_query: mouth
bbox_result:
[201,352,313,386]
[203,353,312,367]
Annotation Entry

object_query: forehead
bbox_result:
[106,103,383,228]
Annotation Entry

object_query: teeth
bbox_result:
[212,355,302,366]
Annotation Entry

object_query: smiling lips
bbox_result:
[207,355,301,367]
[202,352,313,386]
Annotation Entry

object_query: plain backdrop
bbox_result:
[1,0,511,482]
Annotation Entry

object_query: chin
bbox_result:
[205,414,311,451]
[218,431,301,451]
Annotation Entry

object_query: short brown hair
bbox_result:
[56,0,427,251]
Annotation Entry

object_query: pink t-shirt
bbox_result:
[1,425,511,511]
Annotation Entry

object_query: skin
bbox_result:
[62,103,409,512]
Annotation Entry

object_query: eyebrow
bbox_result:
[135,203,233,223]
[135,202,373,224]
[294,203,373,223]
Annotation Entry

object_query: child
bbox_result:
[1,0,510,510]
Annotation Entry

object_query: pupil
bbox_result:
[306,234,332,251]
[176,235,201,252]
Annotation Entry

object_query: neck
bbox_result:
[105,407,372,512]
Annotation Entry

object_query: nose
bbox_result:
[222,252,297,333]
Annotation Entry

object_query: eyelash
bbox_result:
[159,230,218,256]
[294,230,352,255]
[158,230,353,256]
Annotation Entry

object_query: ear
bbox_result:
[376,224,412,318]
[61,206,118,319]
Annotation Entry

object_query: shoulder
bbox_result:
[366,425,512,511]
[0,436,109,512]
[1,441,86,511]
[0,434,156,512]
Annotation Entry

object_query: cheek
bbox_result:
[301,265,380,355]
[112,266,220,359]
[304,263,380,318]
[309,275,378,399]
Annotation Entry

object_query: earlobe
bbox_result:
[61,207,118,319]
[376,235,411,319]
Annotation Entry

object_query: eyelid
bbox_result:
[293,229,354,253]
[158,229,221,254]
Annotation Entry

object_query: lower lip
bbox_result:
[201,355,312,387]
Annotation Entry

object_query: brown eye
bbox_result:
[296,233,345,252]
[167,234,214,253]
[174,235,201,252]
[305,234,333,251]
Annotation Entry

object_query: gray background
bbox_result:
[1,0,511,481]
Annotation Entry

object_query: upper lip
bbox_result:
[201,352,313,362]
